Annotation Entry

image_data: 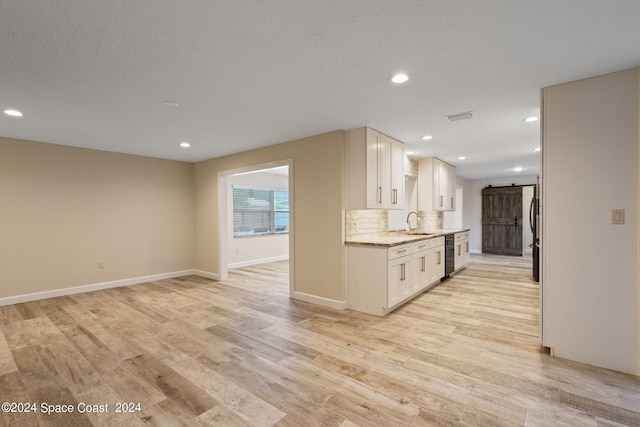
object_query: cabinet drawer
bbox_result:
[388,244,411,260]
[455,232,469,241]
[411,240,429,252]
[428,236,445,248]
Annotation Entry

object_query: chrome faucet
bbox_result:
[406,211,419,231]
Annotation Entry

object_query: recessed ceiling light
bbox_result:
[534,147,541,152]
[406,151,415,155]
[162,100,179,108]
[514,166,523,172]
[391,73,409,84]
[422,135,433,141]
[3,109,23,117]
[180,142,190,148]
[523,117,539,123]
[458,156,466,160]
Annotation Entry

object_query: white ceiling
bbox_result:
[1,1,639,179]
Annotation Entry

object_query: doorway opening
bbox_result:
[218,160,294,297]
[481,184,536,257]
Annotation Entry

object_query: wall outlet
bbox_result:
[611,209,625,225]
[98,260,104,269]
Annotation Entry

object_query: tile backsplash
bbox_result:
[418,211,443,230]
[346,209,443,239]
[345,210,388,239]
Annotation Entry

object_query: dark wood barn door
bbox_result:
[482,186,523,255]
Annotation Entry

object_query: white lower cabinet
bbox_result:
[388,255,412,307]
[454,231,470,272]
[427,238,445,284]
[347,237,445,316]
[411,240,430,294]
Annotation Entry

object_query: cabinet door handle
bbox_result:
[440,195,443,207]
[421,256,426,272]
[400,263,405,281]
[458,244,461,256]
[397,249,407,254]
[466,242,469,253]
[437,251,441,265]
[450,197,454,208]
[378,186,382,204]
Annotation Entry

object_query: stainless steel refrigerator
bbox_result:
[529,179,540,282]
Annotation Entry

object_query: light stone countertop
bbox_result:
[345,228,470,247]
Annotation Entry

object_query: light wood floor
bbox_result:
[1,255,639,426]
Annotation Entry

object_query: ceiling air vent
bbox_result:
[445,111,474,122]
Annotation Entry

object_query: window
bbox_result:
[233,187,289,236]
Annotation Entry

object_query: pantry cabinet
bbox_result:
[418,157,456,211]
[346,127,405,210]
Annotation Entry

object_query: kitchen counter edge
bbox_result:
[345,229,470,248]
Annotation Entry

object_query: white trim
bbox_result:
[192,270,220,281]
[291,291,347,310]
[218,159,294,284]
[0,270,195,307]
[228,255,289,269]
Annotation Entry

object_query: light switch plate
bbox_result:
[611,209,625,225]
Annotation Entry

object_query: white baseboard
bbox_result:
[0,270,195,307]
[192,270,220,281]
[291,291,347,310]
[0,268,347,317]
[228,255,289,269]
[471,249,533,255]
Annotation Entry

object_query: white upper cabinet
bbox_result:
[347,127,405,210]
[418,157,456,211]
[390,138,405,208]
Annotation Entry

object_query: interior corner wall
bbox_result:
[542,67,640,375]
[194,130,345,303]
[0,136,195,300]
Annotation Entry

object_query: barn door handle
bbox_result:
[514,216,519,225]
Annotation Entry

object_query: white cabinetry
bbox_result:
[418,157,456,211]
[347,127,405,210]
[390,137,405,208]
[454,231,470,272]
[427,237,445,284]
[347,236,445,316]
[388,244,412,307]
[411,241,430,294]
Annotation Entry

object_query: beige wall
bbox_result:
[542,67,639,374]
[0,136,195,299]
[194,130,345,303]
